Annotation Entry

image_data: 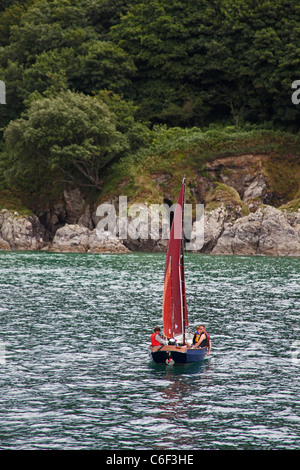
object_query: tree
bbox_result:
[1,0,299,132]
[111,0,300,127]
[4,90,129,190]
[0,0,136,131]
[74,40,136,95]
[0,0,34,46]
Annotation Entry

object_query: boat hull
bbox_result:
[149,345,207,364]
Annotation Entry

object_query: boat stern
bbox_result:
[149,344,207,364]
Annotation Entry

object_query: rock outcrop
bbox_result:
[0,209,48,250]
[205,154,270,204]
[197,206,229,253]
[1,153,299,257]
[50,224,130,254]
[0,235,10,250]
[0,209,130,254]
[120,202,169,252]
[38,187,88,235]
[212,205,300,256]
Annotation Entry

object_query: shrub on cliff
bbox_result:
[4,90,134,191]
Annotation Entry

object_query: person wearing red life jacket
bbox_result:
[151,326,168,347]
[192,325,211,355]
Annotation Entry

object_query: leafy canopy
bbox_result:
[4,90,130,189]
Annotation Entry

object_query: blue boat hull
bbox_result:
[150,346,207,364]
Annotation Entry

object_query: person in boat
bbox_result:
[151,327,168,347]
[192,325,202,346]
[192,325,211,355]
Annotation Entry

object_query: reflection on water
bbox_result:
[149,357,212,376]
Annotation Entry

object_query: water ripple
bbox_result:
[0,252,299,449]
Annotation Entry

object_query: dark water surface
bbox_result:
[0,251,299,450]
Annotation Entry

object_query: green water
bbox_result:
[0,251,299,450]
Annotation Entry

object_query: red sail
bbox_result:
[163,179,188,339]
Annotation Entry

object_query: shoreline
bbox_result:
[1,204,300,257]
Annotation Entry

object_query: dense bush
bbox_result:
[0,0,299,204]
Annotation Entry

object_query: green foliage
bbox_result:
[99,125,300,204]
[0,1,34,46]
[0,0,32,14]
[0,0,135,130]
[1,0,299,128]
[75,40,136,94]
[1,0,299,130]
[111,0,300,127]
[0,189,33,215]
[95,90,152,151]
[4,90,130,190]
[0,0,299,210]
[132,125,300,166]
[205,182,249,215]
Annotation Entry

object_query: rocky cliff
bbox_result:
[191,153,300,256]
[0,153,299,256]
[204,205,300,256]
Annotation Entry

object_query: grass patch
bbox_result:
[2,125,299,214]
[98,126,300,207]
[205,183,249,215]
[0,190,33,215]
[280,197,300,212]
[263,155,300,201]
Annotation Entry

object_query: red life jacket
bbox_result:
[151,332,162,346]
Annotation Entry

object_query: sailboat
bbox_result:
[149,177,208,364]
